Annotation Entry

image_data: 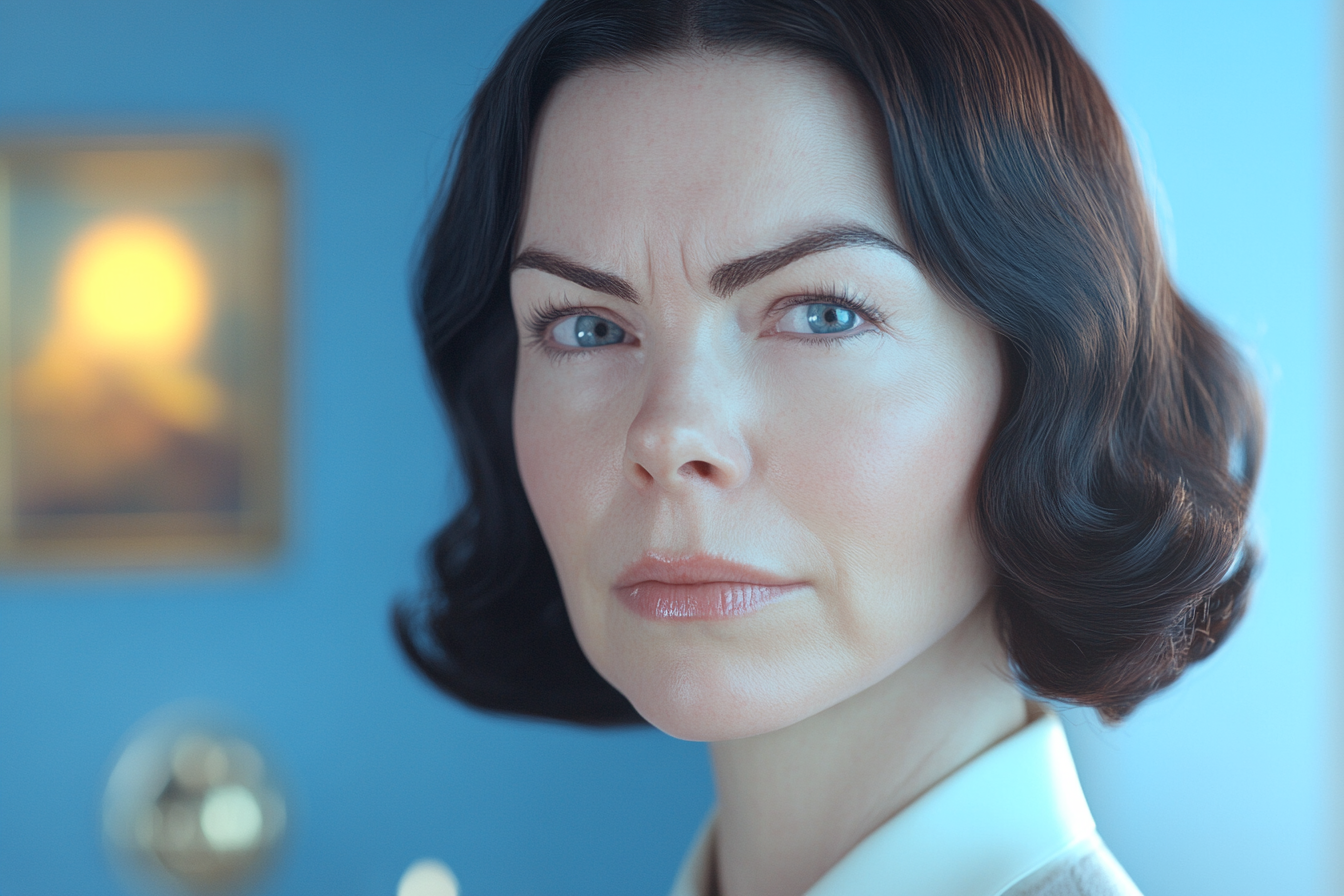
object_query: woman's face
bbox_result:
[511,54,1005,741]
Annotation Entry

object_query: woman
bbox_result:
[396,1,1262,894]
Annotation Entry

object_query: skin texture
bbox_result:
[511,55,1027,896]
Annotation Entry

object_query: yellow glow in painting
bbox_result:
[10,212,230,524]
[58,215,210,362]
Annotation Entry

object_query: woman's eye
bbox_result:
[552,314,627,348]
[777,303,862,335]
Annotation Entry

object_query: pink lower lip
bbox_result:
[616,581,805,619]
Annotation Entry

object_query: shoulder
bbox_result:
[1001,836,1143,896]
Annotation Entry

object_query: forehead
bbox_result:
[519,53,900,269]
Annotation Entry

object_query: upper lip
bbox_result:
[614,553,802,588]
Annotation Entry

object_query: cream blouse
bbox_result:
[668,713,1142,896]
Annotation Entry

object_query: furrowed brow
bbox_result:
[511,249,639,303]
[709,225,912,297]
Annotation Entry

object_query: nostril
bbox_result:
[681,460,714,479]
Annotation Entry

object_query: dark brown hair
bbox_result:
[395,0,1263,724]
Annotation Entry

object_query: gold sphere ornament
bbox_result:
[104,709,286,894]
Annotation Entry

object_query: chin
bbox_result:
[605,646,832,742]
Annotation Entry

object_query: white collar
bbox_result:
[668,711,1096,896]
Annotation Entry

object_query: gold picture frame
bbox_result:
[0,138,284,566]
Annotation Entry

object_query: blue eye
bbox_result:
[778,302,862,335]
[553,314,626,348]
[807,304,857,333]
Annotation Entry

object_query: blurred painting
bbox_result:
[0,140,283,565]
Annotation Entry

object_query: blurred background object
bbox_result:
[0,1,1333,895]
[395,859,459,896]
[104,705,286,895]
[0,140,283,565]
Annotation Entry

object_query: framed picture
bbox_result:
[0,139,284,565]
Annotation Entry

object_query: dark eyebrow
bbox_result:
[511,249,639,303]
[710,225,912,296]
[511,224,911,303]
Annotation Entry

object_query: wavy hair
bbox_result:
[395,0,1263,724]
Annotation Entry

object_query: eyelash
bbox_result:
[521,287,886,357]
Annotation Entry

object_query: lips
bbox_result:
[613,554,806,620]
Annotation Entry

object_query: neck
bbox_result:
[707,599,1027,896]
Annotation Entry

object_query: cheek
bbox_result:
[512,358,629,591]
[773,386,984,538]
[760,348,1001,644]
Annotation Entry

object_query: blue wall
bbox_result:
[0,2,1333,895]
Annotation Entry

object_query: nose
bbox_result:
[624,348,751,491]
